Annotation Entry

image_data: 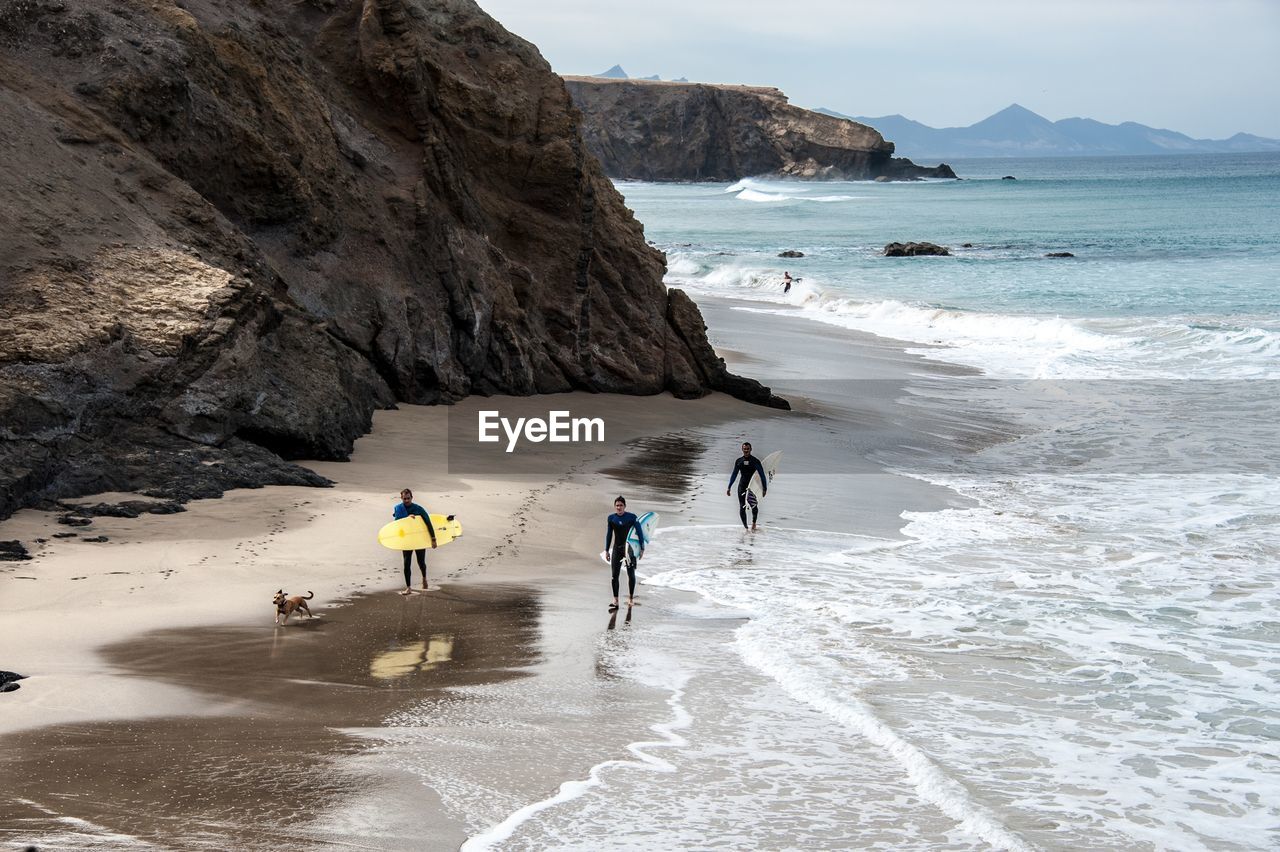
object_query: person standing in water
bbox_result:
[783,271,793,294]
[727,442,768,530]
[393,488,437,595]
[604,496,645,611]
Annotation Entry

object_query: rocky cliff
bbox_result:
[564,78,957,182]
[0,0,784,520]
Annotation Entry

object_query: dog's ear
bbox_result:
[276,589,282,594]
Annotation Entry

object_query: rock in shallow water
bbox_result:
[883,242,951,257]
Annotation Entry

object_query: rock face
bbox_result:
[563,78,956,182]
[0,0,783,520]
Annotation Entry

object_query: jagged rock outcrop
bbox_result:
[0,541,31,561]
[0,0,784,520]
[563,78,956,182]
[883,242,951,257]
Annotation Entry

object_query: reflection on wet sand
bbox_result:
[371,635,456,679]
[601,432,709,497]
[605,607,633,632]
[0,586,541,852]
[596,604,636,682]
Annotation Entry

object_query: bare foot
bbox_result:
[751,523,758,531]
[398,589,413,596]
[421,582,430,591]
[626,598,635,608]
[608,601,619,611]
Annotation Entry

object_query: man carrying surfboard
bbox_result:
[605,496,645,611]
[393,489,437,595]
[727,442,768,530]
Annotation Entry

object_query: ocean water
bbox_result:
[622,153,1280,850]
[335,155,1279,850]
[643,152,1280,380]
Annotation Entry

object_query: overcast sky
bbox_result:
[478,0,1280,139]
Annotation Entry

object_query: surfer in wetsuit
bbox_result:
[783,271,793,294]
[393,488,437,595]
[605,496,645,611]
[727,442,768,531]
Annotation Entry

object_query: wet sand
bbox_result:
[1,586,544,850]
[0,296,1012,850]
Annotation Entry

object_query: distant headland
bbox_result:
[564,76,956,182]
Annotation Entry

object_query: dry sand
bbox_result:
[0,391,769,739]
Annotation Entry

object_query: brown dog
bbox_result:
[273,589,314,625]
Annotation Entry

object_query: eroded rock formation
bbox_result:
[883,242,951,257]
[564,78,957,182]
[0,0,783,519]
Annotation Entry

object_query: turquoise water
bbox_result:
[598,154,1280,850]
[621,153,1280,362]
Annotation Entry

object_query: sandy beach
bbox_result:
[0,297,991,850]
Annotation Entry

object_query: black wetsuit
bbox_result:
[393,502,437,586]
[728,453,768,528]
[605,511,645,598]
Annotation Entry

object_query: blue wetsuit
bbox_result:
[605,512,645,598]
[393,502,437,587]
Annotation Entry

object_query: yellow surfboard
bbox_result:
[439,513,463,540]
[377,514,461,550]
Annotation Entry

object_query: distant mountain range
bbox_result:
[816,104,1280,159]
[592,66,687,82]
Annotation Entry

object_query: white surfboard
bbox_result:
[599,511,659,563]
[745,451,782,504]
[627,511,659,561]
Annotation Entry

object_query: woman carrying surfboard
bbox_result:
[604,496,645,611]
[393,488,437,595]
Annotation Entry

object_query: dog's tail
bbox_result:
[303,591,314,599]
